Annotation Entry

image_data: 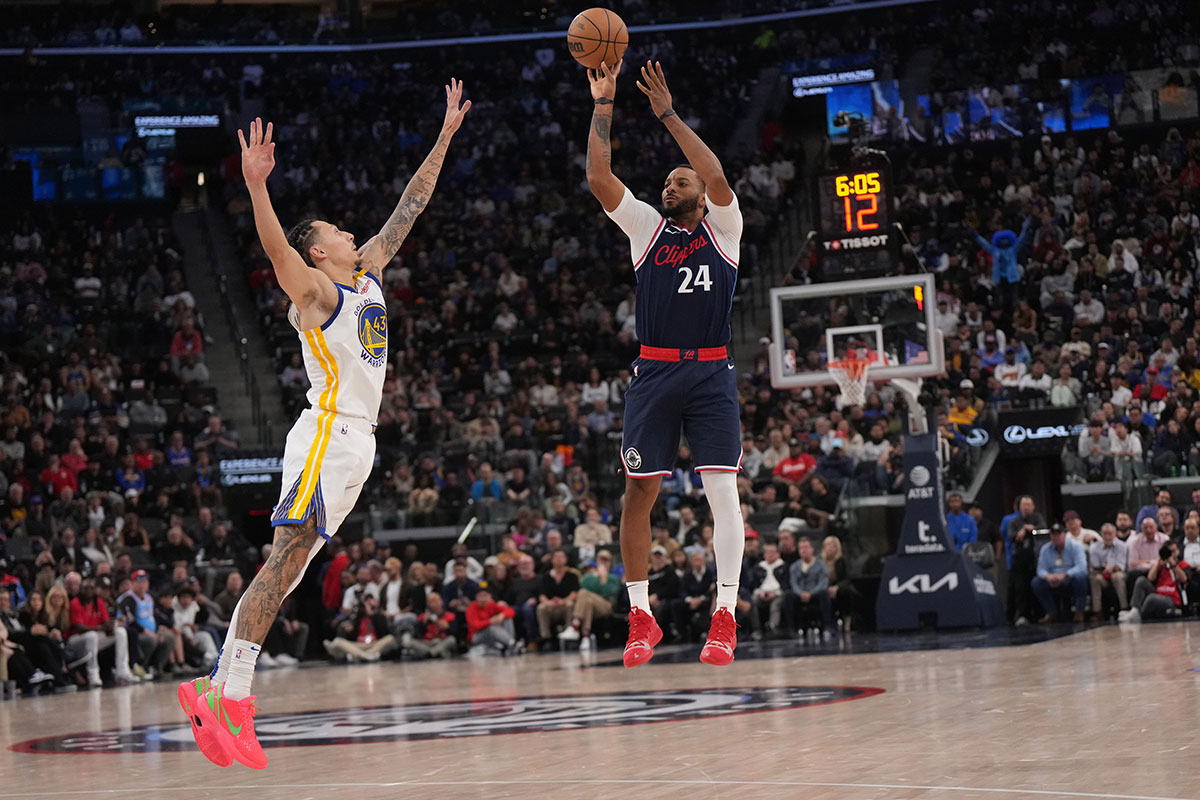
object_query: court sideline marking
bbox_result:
[0,779,1188,800]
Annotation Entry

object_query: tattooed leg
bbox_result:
[233,518,322,645]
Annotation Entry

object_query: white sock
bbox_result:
[223,639,261,701]
[702,470,745,616]
[214,528,326,686]
[627,580,650,613]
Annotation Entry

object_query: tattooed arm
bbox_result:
[585,59,626,213]
[355,78,472,278]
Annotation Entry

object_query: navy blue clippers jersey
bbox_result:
[606,187,743,349]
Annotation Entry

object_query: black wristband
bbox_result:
[659,108,677,121]
[594,98,613,105]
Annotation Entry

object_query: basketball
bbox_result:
[566,7,628,69]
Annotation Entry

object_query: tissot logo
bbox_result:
[823,234,888,250]
[11,687,883,754]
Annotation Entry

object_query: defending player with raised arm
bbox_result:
[178,81,469,771]
[587,60,747,668]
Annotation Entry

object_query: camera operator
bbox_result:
[1006,495,1046,625]
[1120,542,1187,624]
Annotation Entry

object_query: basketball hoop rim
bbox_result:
[827,354,874,406]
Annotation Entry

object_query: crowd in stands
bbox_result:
[946,488,1200,627]
[2,0,1200,702]
[228,31,802,527]
[0,208,256,696]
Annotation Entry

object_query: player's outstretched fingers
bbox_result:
[263,121,273,145]
[237,129,247,150]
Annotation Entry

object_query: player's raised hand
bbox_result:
[588,59,622,101]
[441,78,472,136]
[637,60,674,119]
[238,117,275,186]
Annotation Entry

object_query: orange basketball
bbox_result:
[566,8,628,69]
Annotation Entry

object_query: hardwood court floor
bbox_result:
[3,623,1199,800]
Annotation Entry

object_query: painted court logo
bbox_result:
[11,687,881,754]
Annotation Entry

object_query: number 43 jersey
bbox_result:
[606,187,742,349]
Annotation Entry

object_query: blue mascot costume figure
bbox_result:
[970,217,1033,313]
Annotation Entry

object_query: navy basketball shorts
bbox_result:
[620,357,743,478]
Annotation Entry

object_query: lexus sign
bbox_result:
[1002,424,1085,444]
[997,407,1085,458]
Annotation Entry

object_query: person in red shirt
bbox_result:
[322,540,351,611]
[39,454,77,496]
[169,320,204,358]
[773,440,817,485]
[402,592,457,659]
[68,578,135,685]
[132,439,155,472]
[61,439,88,476]
[1121,542,1187,624]
[465,587,517,654]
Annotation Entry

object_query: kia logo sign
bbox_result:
[887,572,959,595]
[965,428,989,447]
[1003,423,1086,444]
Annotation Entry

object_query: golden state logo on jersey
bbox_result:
[355,298,388,367]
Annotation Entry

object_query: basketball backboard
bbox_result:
[768,273,944,389]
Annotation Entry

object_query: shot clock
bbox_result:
[815,158,895,277]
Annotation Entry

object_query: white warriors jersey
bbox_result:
[287,270,388,423]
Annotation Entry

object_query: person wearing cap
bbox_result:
[558,551,621,650]
[773,439,817,486]
[994,346,1026,387]
[1032,523,1088,623]
[815,440,854,494]
[646,545,679,637]
[978,335,1005,369]
[1120,540,1187,624]
[933,297,959,337]
[117,570,176,677]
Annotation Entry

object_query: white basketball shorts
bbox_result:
[270,407,376,540]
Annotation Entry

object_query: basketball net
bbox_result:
[828,346,875,407]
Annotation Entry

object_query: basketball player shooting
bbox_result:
[586,60,745,667]
[178,81,471,769]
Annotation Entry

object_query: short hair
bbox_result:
[671,164,706,193]
[286,218,320,268]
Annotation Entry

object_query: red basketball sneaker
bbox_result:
[623,608,664,668]
[177,676,233,767]
[193,684,268,770]
[700,608,738,666]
